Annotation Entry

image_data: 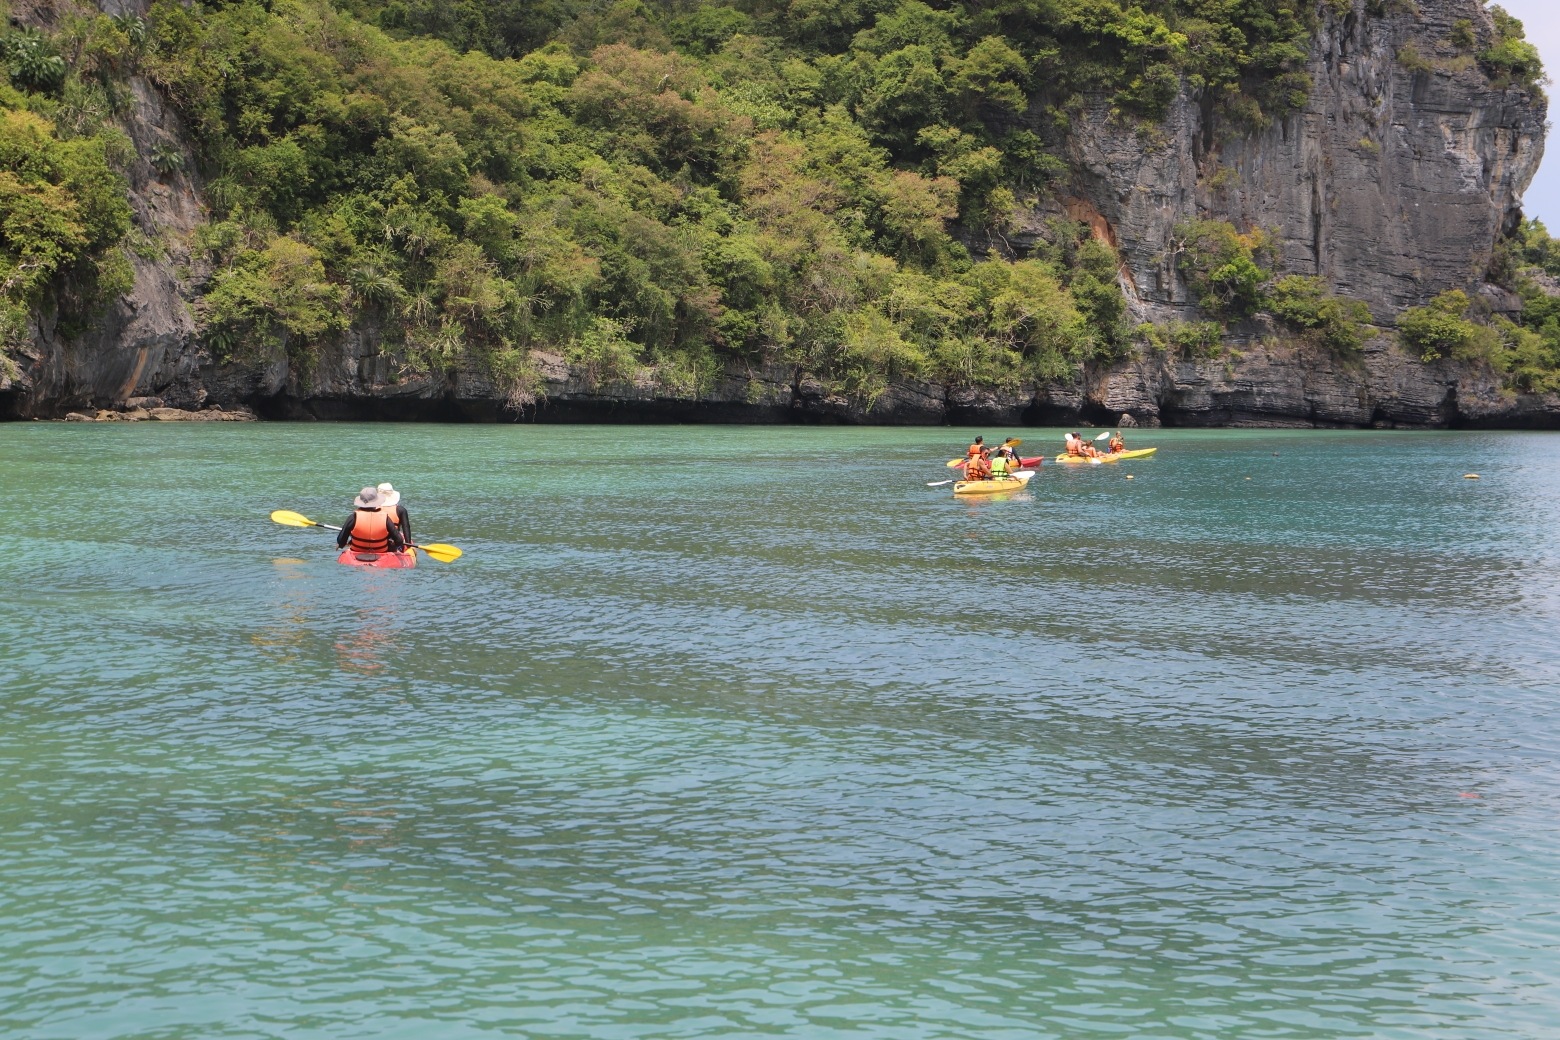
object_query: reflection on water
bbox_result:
[1,424,1558,1039]
[333,605,399,676]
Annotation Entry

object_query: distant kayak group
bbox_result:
[946,432,1156,495]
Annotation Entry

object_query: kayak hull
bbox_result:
[953,473,1034,496]
[1052,447,1157,464]
[337,548,417,568]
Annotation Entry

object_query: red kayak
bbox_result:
[337,548,417,569]
[955,456,1043,470]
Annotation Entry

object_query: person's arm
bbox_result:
[387,518,405,552]
[397,505,412,544]
[336,513,355,549]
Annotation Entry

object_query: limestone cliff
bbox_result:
[1013,0,1547,329]
[2,0,1554,427]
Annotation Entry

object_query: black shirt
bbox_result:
[336,509,406,551]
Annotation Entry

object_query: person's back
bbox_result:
[338,487,405,554]
[969,455,991,480]
[1066,434,1083,456]
[967,436,985,460]
[990,454,1009,479]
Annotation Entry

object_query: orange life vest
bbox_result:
[968,443,983,457]
[349,508,394,553]
[1109,438,1124,453]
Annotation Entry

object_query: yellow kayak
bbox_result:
[953,472,1034,496]
[1051,448,1157,464]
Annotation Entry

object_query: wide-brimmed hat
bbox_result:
[376,482,400,507]
[353,487,384,509]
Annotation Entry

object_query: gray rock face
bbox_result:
[1008,0,1546,329]
[2,0,1556,427]
[1062,334,1560,429]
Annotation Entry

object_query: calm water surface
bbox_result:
[1,424,1558,1039]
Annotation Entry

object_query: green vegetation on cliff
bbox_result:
[1393,218,1560,394]
[142,0,1242,396]
[0,77,132,352]
[0,0,1548,400]
[1157,218,1370,356]
[3,0,1330,398]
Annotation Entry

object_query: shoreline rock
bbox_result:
[55,405,256,422]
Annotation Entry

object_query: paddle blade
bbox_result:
[416,543,463,563]
[271,509,319,528]
[946,458,967,467]
[1094,432,1111,440]
[1005,438,1022,448]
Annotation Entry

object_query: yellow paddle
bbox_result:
[945,437,1020,466]
[269,510,463,563]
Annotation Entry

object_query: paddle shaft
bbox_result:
[315,519,436,552]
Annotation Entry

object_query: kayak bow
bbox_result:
[337,548,417,568]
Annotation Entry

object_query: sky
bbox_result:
[1497,0,1559,225]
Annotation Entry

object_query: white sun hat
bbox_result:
[376,482,401,507]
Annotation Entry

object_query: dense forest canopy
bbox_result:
[0,0,1553,401]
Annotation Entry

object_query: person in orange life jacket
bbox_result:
[967,452,992,480]
[1108,431,1125,454]
[967,436,985,459]
[337,487,406,554]
[1067,432,1101,458]
[376,482,411,544]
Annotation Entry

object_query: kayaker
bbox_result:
[967,436,986,462]
[1065,433,1085,457]
[968,453,992,480]
[377,482,411,544]
[1108,431,1125,454]
[337,487,406,555]
[1072,433,1102,459]
[989,453,1011,480]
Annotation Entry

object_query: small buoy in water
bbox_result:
[1245,477,1251,480]
[1458,792,1481,799]
[1464,474,1480,479]
[1125,475,1134,480]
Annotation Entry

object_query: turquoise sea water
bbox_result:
[2,423,1558,1039]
